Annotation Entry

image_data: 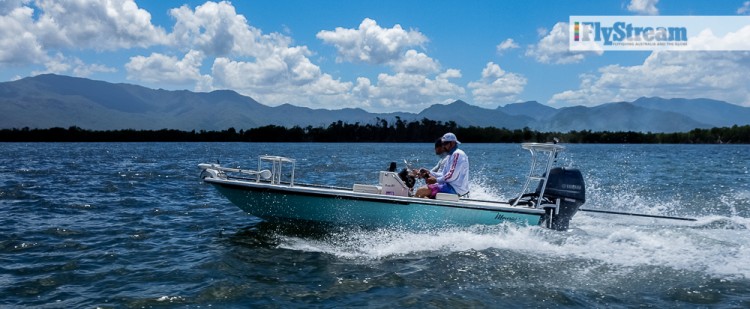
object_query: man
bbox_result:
[430,138,449,173]
[415,132,469,198]
[414,138,448,179]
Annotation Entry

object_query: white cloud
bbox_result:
[212,56,294,90]
[549,51,750,107]
[0,0,28,14]
[316,18,428,64]
[31,53,70,75]
[160,4,459,111]
[230,71,355,110]
[351,69,465,111]
[740,1,750,14]
[526,22,602,64]
[34,0,168,49]
[228,16,461,111]
[31,53,116,77]
[125,50,212,90]
[468,62,527,106]
[687,26,750,51]
[142,1,356,104]
[210,54,355,109]
[627,0,659,15]
[0,6,46,64]
[72,62,117,77]
[0,0,166,66]
[391,49,440,74]
[496,38,520,54]
[161,1,360,108]
[210,47,322,89]
[313,18,468,111]
[168,1,286,57]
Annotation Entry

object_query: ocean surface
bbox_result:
[1,142,749,308]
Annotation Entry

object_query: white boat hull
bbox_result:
[205,177,545,229]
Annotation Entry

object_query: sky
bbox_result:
[1,0,750,113]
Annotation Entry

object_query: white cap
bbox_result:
[441,132,461,144]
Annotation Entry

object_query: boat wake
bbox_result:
[222,171,750,280]
[264,183,750,280]
[690,215,750,230]
[269,212,749,280]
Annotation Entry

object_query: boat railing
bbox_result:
[511,143,565,209]
[257,155,296,186]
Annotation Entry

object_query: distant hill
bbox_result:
[631,97,750,128]
[0,74,270,130]
[539,102,712,133]
[1,74,749,132]
[498,101,558,120]
[416,100,531,129]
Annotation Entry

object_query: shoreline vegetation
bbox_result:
[1,118,749,144]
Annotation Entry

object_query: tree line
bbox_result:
[1,117,748,144]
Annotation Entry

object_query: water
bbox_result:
[1,142,749,307]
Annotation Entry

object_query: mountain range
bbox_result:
[1,74,749,133]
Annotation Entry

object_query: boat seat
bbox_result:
[435,193,459,201]
[378,171,410,197]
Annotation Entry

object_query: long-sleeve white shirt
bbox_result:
[429,147,469,196]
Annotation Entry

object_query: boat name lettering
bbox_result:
[495,212,523,223]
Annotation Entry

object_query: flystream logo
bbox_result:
[573,21,687,46]
[569,16,750,51]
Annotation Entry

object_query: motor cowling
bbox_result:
[536,167,586,231]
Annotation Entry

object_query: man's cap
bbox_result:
[441,132,461,144]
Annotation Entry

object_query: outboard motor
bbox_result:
[536,167,586,231]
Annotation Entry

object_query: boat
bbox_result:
[199,143,587,231]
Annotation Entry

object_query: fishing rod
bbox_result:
[578,208,697,221]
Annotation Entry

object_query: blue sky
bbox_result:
[1,0,749,112]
